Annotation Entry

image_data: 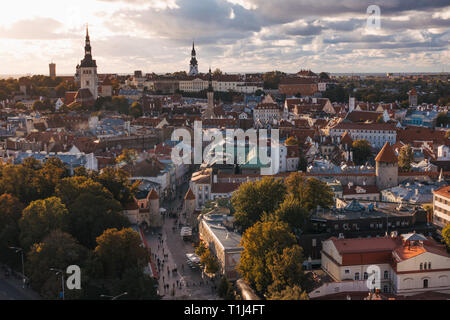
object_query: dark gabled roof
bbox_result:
[75,88,94,101]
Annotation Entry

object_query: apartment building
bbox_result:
[433,186,450,228]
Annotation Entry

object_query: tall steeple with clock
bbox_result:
[188,41,199,76]
[78,25,98,99]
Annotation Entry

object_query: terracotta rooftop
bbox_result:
[340,131,353,145]
[331,236,400,255]
[184,188,196,200]
[346,110,381,123]
[148,188,159,200]
[393,240,450,262]
[375,142,398,163]
[433,185,450,199]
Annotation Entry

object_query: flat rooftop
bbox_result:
[312,200,422,221]
[202,216,242,250]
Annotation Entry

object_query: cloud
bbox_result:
[1,0,449,74]
[0,17,74,40]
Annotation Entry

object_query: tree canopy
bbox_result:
[26,230,88,299]
[285,172,334,212]
[130,102,143,119]
[231,177,287,231]
[238,220,299,295]
[0,194,24,266]
[442,224,450,249]
[398,144,413,172]
[94,228,148,279]
[55,176,129,248]
[19,197,69,250]
[352,139,372,165]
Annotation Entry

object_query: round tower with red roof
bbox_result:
[375,142,398,190]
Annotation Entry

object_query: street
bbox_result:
[144,184,219,300]
[0,269,40,300]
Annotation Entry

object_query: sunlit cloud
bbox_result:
[0,0,448,75]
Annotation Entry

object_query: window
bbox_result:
[428,262,431,269]
[355,273,360,280]
[384,271,389,279]
[423,279,428,288]
[345,270,350,274]
[420,263,423,270]
[364,272,368,280]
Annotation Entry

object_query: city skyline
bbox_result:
[0,0,449,75]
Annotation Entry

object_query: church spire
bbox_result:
[208,67,213,92]
[188,40,199,76]
[80,25,96,68]
[84,24,92,57]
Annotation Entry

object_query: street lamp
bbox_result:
[9,247,25,289]
[50,268,65,300]
[100,292,128,300]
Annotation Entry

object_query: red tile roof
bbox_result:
[375,142,398,163]
[397,126,448,146]
[340,131,353,146]
[331,236,400,255]
[433,185,450,199]
[148,189,159,200]
[346,110,381,123]
[184,188,196,200]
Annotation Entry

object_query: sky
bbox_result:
[0,0,449,75]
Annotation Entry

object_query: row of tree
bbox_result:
[231,173,334,299]
[0,158,158,299]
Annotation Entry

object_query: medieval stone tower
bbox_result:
[203,68,216,119]
[375,142,398,190]
[148,189,162,228]
[184,187,196,228]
